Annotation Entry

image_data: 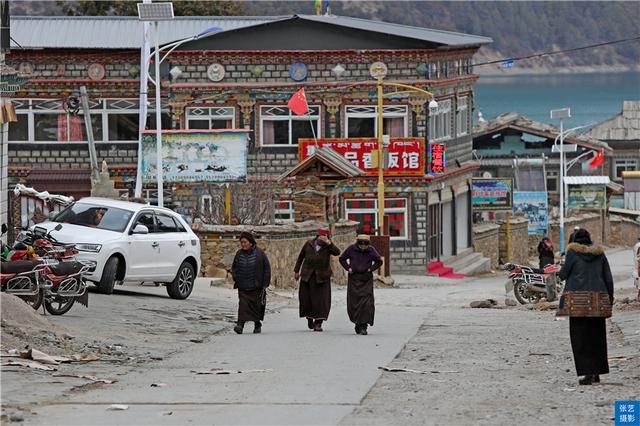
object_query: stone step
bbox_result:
[457,256,491,276]
[444,251,484,271]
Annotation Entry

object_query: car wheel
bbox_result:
[96,256,118,295]
[167,261,195,300]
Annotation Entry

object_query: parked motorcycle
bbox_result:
[503,262,563,304]
[1,224,90,315]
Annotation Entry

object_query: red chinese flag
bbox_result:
[287,88,309,116]
[588,149,604,169]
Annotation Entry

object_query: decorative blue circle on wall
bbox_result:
[289,63,308,81]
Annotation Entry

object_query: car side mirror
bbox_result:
[54,224,63,231]
[132,224,149,234]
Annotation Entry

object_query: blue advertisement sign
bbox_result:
[615,401,639,426]
[141,130,249,183]
[471,178,513,211]
[513,191,548,234]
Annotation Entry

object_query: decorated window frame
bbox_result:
[186,106,236,130]
[259,105,321,147]
[344,197,409,240]
[456,96,469,137]
[428,99,452,141]
[344,105,408,138]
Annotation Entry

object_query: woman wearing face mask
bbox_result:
[339,235,383,335]
[230,231,271,334]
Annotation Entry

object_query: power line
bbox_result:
[472,35,640,67]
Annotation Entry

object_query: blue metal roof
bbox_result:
[9,15,492,50]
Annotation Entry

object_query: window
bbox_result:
[456,96,469,136]
[200,195,212,215]
[274,200,295,224]
[344,198,408,240]
[156,214,178,232]
[53,202,134,233]
[428,99,452,141]
[345,105,408,138]
[186,107,235,130]
[8,98,169,143]
[614,159,638,180]
[134,212,156,233]
[260,105,319,146]
[547,170,558,192]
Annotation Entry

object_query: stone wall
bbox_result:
[608,215,640,247]
[498,217,529,264]
[549,213,604,248]
[473,223,500,269]
[193,220,359,289]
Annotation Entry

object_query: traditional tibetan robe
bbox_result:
[339,244,383,327]
[231,246,271,322]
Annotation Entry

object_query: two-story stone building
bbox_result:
[5,14,491,273]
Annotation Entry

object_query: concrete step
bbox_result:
[457,256,491,276]
[445,251,484,271]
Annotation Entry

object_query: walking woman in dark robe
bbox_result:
[339,235,383,335]
[230,231,271,334]
[557,229,614,385]
[537,236,555,269]
[294,228,341,332]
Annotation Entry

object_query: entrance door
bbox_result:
[429,204,442,260]
[456,193,470,253]
[442,201,453,257]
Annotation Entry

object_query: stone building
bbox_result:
[5,14,492,273]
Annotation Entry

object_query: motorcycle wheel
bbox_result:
[513,281,541,305]
[18,290,43,310]
[44,295,75,315]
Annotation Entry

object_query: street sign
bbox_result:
[551,144,578,153]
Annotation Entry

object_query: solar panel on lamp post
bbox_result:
[137,2,174,208]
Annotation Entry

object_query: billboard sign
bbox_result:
[428,143,446,175]
[298,137,425,177]
[567,184,606,210]
[141,130,249,183]
[513,191,548,234]
[471,178,513,211]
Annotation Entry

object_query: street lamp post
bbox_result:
[550,107,571,252]
[137,2,175,208]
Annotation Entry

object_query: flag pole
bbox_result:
[307,110,318,146]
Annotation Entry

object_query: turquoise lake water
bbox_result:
[474,72,640,128]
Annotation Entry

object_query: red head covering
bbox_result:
[317,229,330,237]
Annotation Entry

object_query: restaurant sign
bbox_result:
[298,138,425,176]
[428,143,446,175]
[471,178,513,211]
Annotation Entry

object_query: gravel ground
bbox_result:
[342,302,640,426]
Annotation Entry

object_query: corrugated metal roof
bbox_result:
[9,16,279,49]
[297,15,492,46]
[9,15,492,50]
[563,176,610,185]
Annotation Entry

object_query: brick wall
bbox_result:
[247,151,298,176]
[473,223,500,269]
[390,190,428,273]
[609,215,640,247]
[549,213,604,248]
[8,143,138,169]
[193,220,359,288]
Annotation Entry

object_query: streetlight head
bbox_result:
[550,108,571,120]
[137,2,174,21]
[195,26,222,39]
[428,99,438,110]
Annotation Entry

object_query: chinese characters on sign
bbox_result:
[615,401,639,426]
[298,138,425,177]
[429,143,446,175]
[471,178,514,211]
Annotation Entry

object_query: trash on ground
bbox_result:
[378,366,460,374]
[19,348,62,365]
[189,338,204,343]
[528,352,553,356]
[190,368,273,375]
[150,383,167,387]
[71,354,100,362]
[608,355,628,361]
[54,374,116,384]
[470,299,499,308]
[1,360,57,371]
[108,404,129,411]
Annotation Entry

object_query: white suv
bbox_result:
[39,198,201,299]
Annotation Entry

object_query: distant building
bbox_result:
[5,14,493,272]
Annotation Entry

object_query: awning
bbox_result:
[563,176,610,185]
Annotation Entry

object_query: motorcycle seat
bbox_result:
[48,261,84,276]
[1,260,42,274]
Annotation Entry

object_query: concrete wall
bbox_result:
[473,223,500,269]
[194,220,359,289]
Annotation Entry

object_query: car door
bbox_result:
[153,212,188,280]
[126,210,162,279]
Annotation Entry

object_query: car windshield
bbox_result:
[53,203,134,233]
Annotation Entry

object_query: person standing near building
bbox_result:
[557,229,614,385]
[231,231,271,334]
[294,228,341,332]
[339,235,383,335]
[537,236,555,269]
[633,236,640,301]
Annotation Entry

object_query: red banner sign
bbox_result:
[428,143,446,175]
[298,138,425,176]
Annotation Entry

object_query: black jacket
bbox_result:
[294,238,341,283]
[231,246,271,290]
[558,243,614,300]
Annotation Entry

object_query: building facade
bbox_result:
[5,15,491,273]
